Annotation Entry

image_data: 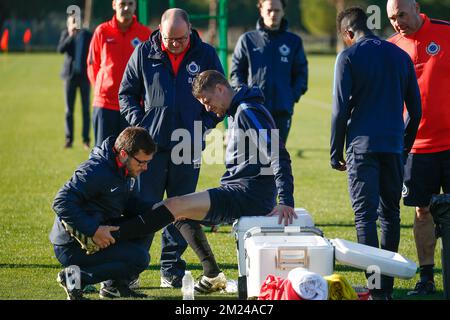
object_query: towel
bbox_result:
[324,274,358,300]
[287,268,328,300]
[258,275,302,300]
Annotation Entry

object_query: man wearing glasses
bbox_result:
[119,8,226,293]
[50,127,157,299]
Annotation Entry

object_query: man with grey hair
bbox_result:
[387,0,450,296]
[119,8,226,293]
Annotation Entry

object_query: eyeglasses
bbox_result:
[161,32,189,44]
[131,155,151,166]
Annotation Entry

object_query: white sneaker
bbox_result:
[194,272,227,294]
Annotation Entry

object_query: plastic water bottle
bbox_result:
[182,271,195,300]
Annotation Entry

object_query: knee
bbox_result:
[416,207,432,222]
[164,196,183,215]
[127,245,150,273]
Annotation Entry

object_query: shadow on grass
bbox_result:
[392,288,444,300]
[0,262,239,271]
[145,263,238,271]
[0,263,61,269]
[317,223,413,229]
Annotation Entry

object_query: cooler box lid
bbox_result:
[232,208,314,233]
[331,238,417,279]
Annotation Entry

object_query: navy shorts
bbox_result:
[403,149,450,207]
[204,184,276,225]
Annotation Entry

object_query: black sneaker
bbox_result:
[99,286,147,299]
[56,267,86,300]
[160,275,183,288]
[128,276,140,290]
[407,280,436,296]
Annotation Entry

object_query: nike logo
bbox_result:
[110,187,119,193]
[152,63,162,67]
[253,47,262,52]
[106,38,115,43]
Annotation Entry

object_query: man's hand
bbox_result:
[331,159,347,171]
[267,205,297,226]
[67,16,79,37]
[92,226,120,249]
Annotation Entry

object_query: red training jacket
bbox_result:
[388,14,450,154]
[87,15,151,111]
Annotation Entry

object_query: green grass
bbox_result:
[0,53,444,300]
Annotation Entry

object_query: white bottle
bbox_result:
[182,271,195,300]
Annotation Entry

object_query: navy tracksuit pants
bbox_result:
[54,235,153,286]
[64,77,90,144]
[346,148,403,293]
[92,107,129,147]
[139,150,201,278]
[272,113,292,144]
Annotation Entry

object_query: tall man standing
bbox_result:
[387,0,450,296]
[119,9,225,290]
[331,7,422,300]
[58,13,92,150]
[87,0,151,147]
[230,0,308,144]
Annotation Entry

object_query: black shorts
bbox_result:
[204,184,276,225]
[403,149,450,207]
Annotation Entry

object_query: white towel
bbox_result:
[287,267,328,300]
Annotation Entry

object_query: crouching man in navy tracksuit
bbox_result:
[330,8,422,299]
[50,127,156,300]
[72,71,298,290]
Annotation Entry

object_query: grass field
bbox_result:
[0,53,444,300]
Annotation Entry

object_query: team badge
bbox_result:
[279,44,290,56]
[372,39,381,46]
[426,42,440,56]
[402,184,409,198]
[131,37,141,48]
[186,61,201,76]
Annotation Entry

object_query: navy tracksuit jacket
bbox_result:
[119,29,224,278]
[330,34,422,293]
[50,137,153,286]
[223,86,295,208]
[230,19,308,116]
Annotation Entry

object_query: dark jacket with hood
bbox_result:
[222,86,295,208]
[230,18,308,116]
[119,29,224,151]
[50,137,152,246]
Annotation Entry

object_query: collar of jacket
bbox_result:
[147,29,202,60]
[256,18,288,35]
[111,15,138,32]
[404,13,430,40]
[227,86,265,117]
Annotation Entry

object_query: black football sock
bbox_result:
[111,204,174,241]
[419,264,434,282]
[174,220,221,278]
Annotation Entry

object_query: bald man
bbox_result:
[387,0,450,296]
[119,9,226,292]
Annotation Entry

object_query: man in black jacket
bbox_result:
[50,127,156,300]
[57,13,92,150]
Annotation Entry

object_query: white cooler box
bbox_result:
[232,208,315,298]
[244,226,417,298]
